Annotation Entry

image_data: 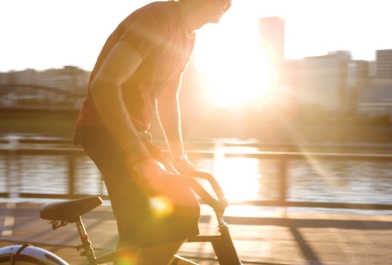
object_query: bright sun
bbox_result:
[194,17,272,107]
[201,52,271,107]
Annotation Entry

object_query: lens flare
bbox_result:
[117,254,136,265]
[149,196,174,218]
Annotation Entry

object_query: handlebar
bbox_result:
[191,170,226,201]
[166,171,230,212]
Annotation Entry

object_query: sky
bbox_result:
[1,0,391,73]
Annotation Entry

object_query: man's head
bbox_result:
[201,0,232,24]
[173,0,232,29]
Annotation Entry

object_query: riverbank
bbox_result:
[1,109,392,144]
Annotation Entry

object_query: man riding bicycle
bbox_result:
[73,0,231,264]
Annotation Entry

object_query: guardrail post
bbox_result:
[68,154,75,197]
[100,173,105,195]
[7,138,20,198]
[278,159,287,208]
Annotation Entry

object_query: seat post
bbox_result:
[75,216,96,264]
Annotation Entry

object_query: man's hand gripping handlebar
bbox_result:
[166,170,230,212]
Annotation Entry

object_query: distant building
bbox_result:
[357,86,392,118]
[368,50,392,87]
[357,49,392,119]
[348,60,369,86]
[376,49,392,79]
[297,51,351,113]
[272,52,372,118]
[368,61,377,77]
[258,17,285,63]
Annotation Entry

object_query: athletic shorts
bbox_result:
[73,125,200,248]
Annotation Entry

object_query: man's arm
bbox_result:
[90,40,148,161]
[156,74,184,158]
[157,74,193,174]
[90,40,167,190]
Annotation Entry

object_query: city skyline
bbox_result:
[1,0,392,73]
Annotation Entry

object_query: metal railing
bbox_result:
[223,151,392,210]
[1,140,392,211]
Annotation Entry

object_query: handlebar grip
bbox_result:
[166,173,227,211]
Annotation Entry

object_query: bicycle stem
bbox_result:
[215,210,225,226]
[215,211,243,265]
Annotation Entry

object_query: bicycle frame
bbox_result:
[184,210,242,265]
[81,210,242,265]
[38,171,243,265]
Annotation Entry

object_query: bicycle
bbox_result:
[0,171,242,265]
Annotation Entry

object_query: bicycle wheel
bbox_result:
[0,244,69,265]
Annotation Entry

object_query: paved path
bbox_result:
[0,199,391,265]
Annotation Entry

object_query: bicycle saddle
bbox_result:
[40,196,102,222]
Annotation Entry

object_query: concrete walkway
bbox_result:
[0,199,391,265]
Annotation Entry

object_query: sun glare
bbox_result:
[200,52,271,107]
[215,155,260,202]
[194,14,273,107]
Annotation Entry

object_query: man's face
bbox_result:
[203,0,232,24]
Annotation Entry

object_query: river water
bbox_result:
[1,139,392,215]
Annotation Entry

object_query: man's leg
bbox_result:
[77,126,198,265]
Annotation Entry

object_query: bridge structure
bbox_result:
[0,84,85,110]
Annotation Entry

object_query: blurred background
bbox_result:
[0,0,392,213]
